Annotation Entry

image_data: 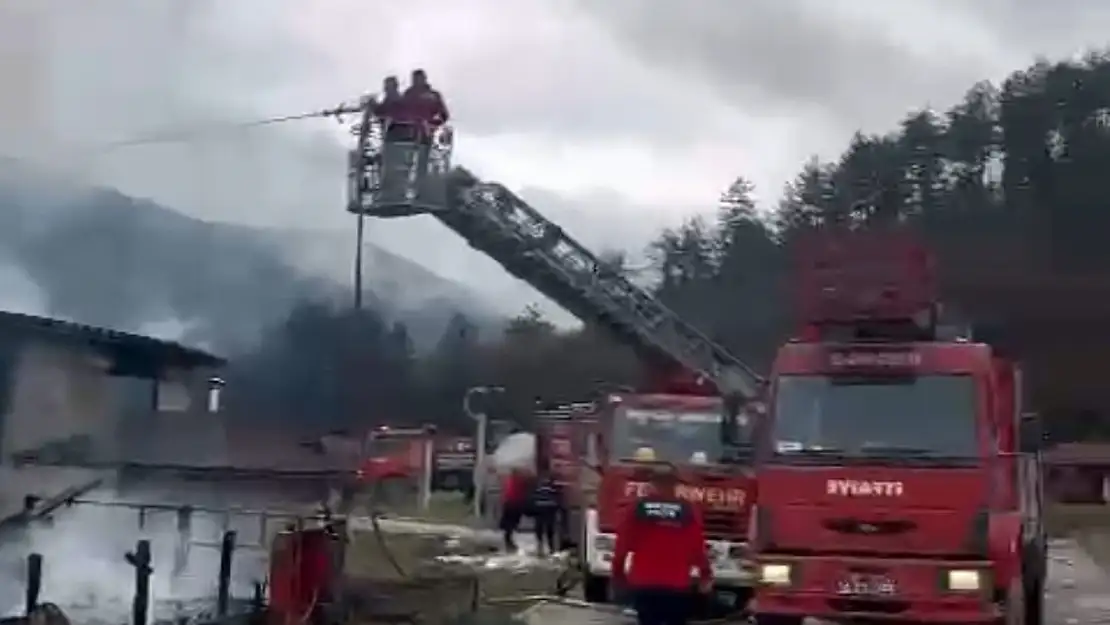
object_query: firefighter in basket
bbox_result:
[371,69,450,205]
[612,448,713,625]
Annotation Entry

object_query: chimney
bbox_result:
[207,376,225,413]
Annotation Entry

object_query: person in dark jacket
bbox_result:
[612,463,712,625]
[369,75,414,201]
[528,469,564,556]
[402,69,450,128]
[372,76,404,129]
[401,69,450,186]
[498,468,529,552]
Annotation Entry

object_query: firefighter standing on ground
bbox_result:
[528,468,564,556]
[499,467,530,552]
[612,450,713,625]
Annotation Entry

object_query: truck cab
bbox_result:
[356,425,434,486]
[749,231,1045,625]
[581,384,756,608]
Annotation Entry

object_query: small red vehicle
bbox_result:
[355,425,435,503]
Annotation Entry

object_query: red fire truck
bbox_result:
[743,230,1045,625]
[355,425,434,499]
[574,372,757,609]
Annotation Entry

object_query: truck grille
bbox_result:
[703,509,744,539]
[435,452,474,470]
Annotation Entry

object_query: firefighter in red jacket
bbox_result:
[499,467,531,552]
[612,457,712,625]
[402,68,450,128]
[402,69,450,189]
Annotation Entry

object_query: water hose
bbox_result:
[363,478,410,579]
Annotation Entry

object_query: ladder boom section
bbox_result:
[440,168,763,399]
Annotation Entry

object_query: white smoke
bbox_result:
[134,317,193,344]
[0,262,48,317]
[0,0,347,231]
[490,432,536,475]
[4,491,270,620]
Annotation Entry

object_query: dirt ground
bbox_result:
[341,509,572,625]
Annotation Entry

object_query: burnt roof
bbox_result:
[0,310,225,370]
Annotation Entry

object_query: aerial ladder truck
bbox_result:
[345,105,765,608]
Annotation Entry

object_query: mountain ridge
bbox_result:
[0,159,501,351]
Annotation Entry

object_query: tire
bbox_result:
[733,587,755,613]
[1022,541,1045,625]
[1024,569,1044,625]
[441,472,460,491]
[754,615,804,625]
[583,573,609,603]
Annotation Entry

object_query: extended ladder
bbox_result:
[439,168,762,399]
[346,116,762,399]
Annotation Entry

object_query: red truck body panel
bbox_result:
[752,230,1043,623]
[535,406,597,510]
[757,466,987,556]
[357,427,430,482]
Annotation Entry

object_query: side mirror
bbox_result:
[585,433,604,475]
[721,395,741,446]
[1019,412,1043,453]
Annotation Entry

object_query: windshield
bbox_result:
[771,375,979,459]
[367,436,413,458]
[612,407,724,464]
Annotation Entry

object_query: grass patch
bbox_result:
[386,491,475,524]
[345,529,448,579]
[346,490,477,525]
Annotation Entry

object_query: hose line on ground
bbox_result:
[365,482,410,580]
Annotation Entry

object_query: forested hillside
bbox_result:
[0,160,498,351]
[231,52,1110,442]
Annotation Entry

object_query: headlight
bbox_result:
[759,563,792,586]
[594,535,615,552]
[946,569,981,591]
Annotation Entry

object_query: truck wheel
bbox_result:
[583,573,609,603]
[441,472,460,491]
[1024,570,1044,625]
[733,588,755,612]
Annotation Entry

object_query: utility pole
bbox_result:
[463,385,505,519]
[345,93,375,312]
[354,214,365,310]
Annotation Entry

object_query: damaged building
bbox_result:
[0,311,225,466]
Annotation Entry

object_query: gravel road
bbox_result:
[1047,538,1110,625]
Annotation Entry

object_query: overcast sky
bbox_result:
[0,0,1106,317]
